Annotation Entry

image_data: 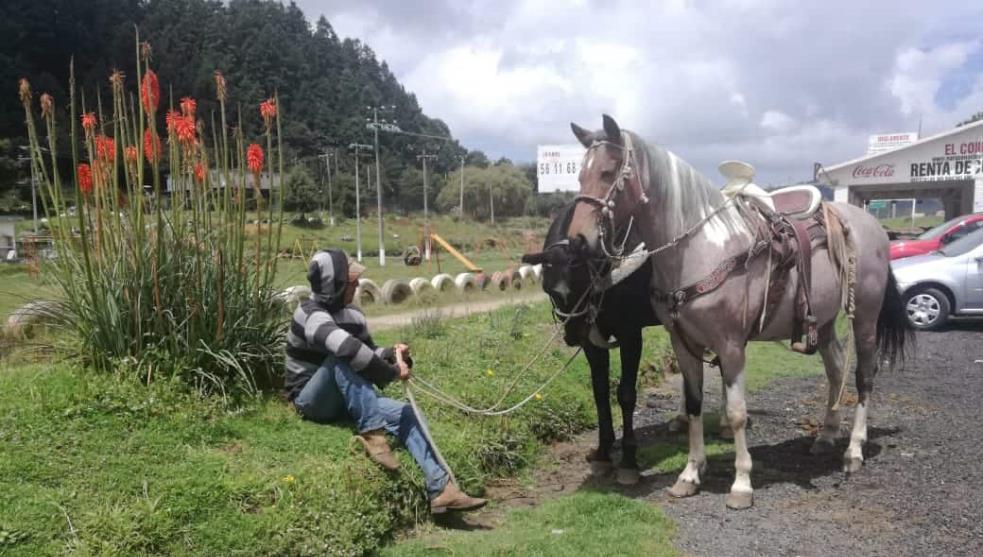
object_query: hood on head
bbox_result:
[307,249,351,309]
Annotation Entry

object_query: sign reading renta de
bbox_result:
[537,144,585,193]
[843,130,983,185]
[866,132,918,156]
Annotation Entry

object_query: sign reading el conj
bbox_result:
[537,144,585,193]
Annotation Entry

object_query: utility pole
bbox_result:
[489,183,495,225]
[349,143,373,262]
[17,150,38,235]
[318,150,336,225]
[417,152,437,260]
[459,155,465,218]
[366,104,396,267]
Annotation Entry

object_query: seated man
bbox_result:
[284,249,486,514]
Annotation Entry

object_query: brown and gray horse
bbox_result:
[566,115,911,509]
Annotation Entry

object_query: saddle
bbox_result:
[720,161,826,354]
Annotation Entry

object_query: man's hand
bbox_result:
[394,343,410,358]
[395,345,412,381]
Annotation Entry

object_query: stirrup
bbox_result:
[790,315,819,355]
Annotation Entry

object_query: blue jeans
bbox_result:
[293,357,450,498]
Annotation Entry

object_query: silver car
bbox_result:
[892,227,983,330]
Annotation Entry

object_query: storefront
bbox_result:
[820,119,983,219]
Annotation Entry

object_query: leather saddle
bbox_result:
[719,161,826,354]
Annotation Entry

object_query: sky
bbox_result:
[296,0,983,185]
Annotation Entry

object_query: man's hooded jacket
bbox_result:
[284,249,398,401]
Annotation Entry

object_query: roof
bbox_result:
[824,118,983,173]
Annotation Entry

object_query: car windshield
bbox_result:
[938,228,983,257]
[917,215,969,240]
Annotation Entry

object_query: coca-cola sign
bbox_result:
[852,163,895,179]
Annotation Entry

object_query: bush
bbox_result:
[18,39,286,397]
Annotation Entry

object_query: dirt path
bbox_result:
[368,292,547,331]
[431,325,983,556]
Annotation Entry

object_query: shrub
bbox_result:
[18,34,286,397]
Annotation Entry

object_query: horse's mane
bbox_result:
[629,131,747,241]
[543,202,576,248]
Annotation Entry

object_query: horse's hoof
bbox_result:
[589,459,613,476]
[616,467,641,486]
[668,415,688,433]
[843,456,863,474]
[725,490,753,510]
[718,426,734,440]
[810,438,835,455]
[667,479,699,498]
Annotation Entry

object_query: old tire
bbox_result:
[904,287,950,330]
[355,278,381,306]
[473,272,490,290]
[490,271,510,291]
[518,264,536,283]
[409,277,434,296]
[4,300,59,338]
[454,272,477,294]
[381,279,413,305]
[509,269,523,291]
[532,264,543,281]
[431,273,455,292]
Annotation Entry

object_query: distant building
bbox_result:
[0,216,17,259]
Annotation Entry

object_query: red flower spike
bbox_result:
[78,163,93,194]
[247,143,264,175]
[81,112,97,132]
[180,97,196,118]
[140,70,160,113]
[40,93,53,117]
[124,146,138,164]
[95,135,116,163]
[165,109,181,133]
[194,162,206,184]
[143,129,162,163]
[174,115,197,147]
[260,98,277,129]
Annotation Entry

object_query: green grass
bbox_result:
[384,491,677,557]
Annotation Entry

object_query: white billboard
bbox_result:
[537,144,585,192]
[866,132,918,156]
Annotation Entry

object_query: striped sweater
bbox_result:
[284,299,398,400]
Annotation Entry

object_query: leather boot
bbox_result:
[430,481,487,514]
[355,429,399,471]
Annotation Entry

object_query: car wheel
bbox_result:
[904,288,950,330]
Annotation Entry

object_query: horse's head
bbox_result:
[567,114,648,259]
[522,243,600,347]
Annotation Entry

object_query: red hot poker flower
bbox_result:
[40,93,53,117]
[95,135,116,163]
[247,143,264,175]
[81,112,97,132]
[143,129,162,163]
[165,109,181,133]
[78,163,93,195]
[174,115,197,148]
[259,98,276,129]
[194,162,206,184]
[180,97,196,118]
[141,70,160,113]
[124,145,138,164]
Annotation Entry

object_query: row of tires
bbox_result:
[281,264,543,307]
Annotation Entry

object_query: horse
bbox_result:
[564,115,911,509]
[521,202,659,485]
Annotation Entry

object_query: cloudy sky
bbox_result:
[296,0,983,185]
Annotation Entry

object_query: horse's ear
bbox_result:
[602,114,621,141]
[570,122,592,148]
[521,252,545,265]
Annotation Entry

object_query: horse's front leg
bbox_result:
[718,344,754,509]
[615,330,642,485]
[667,332,708,498]
[584,343,615,475]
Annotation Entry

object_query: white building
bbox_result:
[820,119,983,219]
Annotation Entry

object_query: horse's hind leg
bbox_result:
[844,313,878,473]
[812,321,845,454]
[667,334,707,499]
[615,330,642,485]
[584,343,615,475]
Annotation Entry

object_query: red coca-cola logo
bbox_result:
[852,163,895,178]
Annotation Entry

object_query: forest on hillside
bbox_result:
[1,0,555,219]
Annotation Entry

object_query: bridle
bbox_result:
[541,239,611,327]
[573,132,649,259]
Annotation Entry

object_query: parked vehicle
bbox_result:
[889,213,983,260]
[891,228,983,330]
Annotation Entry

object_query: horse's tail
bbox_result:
[877,270,914,367]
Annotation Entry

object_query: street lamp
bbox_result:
[349,142,373,262]
[317,150,337,226]
[417,152,437,260]
[459,155,465,218]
